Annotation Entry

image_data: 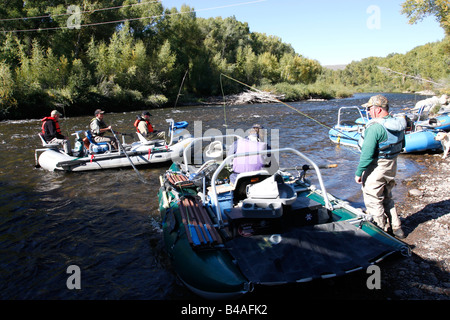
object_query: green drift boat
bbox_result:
[158,135,410,299]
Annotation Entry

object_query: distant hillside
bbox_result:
[323,65,347,71]
[321,39,449,94]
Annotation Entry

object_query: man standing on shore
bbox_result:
[355,95,407,238]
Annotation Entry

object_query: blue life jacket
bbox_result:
[358,116,406,159]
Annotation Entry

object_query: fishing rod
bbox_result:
[110,129,150,185]
[174,69,189,108]
[219,73,362,143]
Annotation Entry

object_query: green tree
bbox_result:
[402,0,450,35]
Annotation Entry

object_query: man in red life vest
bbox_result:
[89,109,119,150]
[135,111,166,142]
[41,110,72,155]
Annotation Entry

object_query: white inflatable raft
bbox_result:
[36,119,193,172]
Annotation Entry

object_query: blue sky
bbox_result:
[161,0,445,65]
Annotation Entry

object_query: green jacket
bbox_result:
[355,116,406,177]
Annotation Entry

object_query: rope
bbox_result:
[0,0,267,33]
[219,73,228,127]
[219,73,361,143]
[0,0,160,22]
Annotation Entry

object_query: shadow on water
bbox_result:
[0,93,437,299]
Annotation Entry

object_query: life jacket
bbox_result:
[134,116,154,134]
[41,117,62,136]
[358,116,406,159]
[90,117,108,136]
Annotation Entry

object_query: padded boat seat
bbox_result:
[136,132,165,145]
[246,174,297,205]
[38,134,60,148]
[232,170,271,204]
[85,130,112,154]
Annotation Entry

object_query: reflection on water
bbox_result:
[0,93,426,299]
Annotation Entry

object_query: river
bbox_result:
[0,93,427,299]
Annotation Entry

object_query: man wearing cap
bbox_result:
[41,110,72,155]
[249,124,263,142]
[89,109,118,150]
[355,95,406,238]
[135,111,166,142]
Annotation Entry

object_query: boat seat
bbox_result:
[205,141,224,160]
[136,132,165,145]
[232,170,271,204]
[38,133,60,149]
[85,130,112,154]
[246,174,297,205]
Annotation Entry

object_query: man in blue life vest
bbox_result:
[41,110,72,155]
[89,109,118,150]
[134,111,166,142]
[355,95,406,238]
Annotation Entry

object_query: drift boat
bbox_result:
[328,107,442,153]
[328,107,368,147]
[158,135,410,299]
[36,119,193,172]
[415,112,450,131]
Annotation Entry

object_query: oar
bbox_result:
[281,164,338,171]
[111,128,149,185]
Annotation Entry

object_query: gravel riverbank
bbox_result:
[382,153,450,299]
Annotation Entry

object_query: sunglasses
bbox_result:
[366,105,379,111]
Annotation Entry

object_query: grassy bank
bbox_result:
[266,82,354,100]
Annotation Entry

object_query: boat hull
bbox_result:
[328,127,360,147]
[159,189,250,299]
[38,138,193,171]
[159,158,409,299]
[329,126,442,153]
[403,130,442,153]
[415,113,450,131]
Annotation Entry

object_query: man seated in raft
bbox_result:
[41,110,72,155]
[89,109,119,150]
[134,111,167,143]
[228,130,272,185]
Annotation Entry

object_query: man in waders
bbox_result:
[355,95,406,238]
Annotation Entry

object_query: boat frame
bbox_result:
[328,106,368,147]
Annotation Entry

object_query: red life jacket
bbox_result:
[41,117,62,135]
[134,118,154,134]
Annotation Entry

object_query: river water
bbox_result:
[0,93,427,299]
